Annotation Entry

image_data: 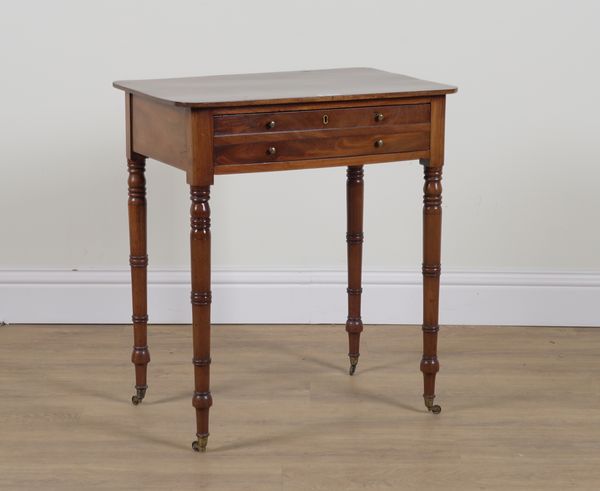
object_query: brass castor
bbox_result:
[348,355,359,376]
[192,435,209,453]
[131,387,147,405]
[424,396,441,414]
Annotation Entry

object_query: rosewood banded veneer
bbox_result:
[113,68,457,452]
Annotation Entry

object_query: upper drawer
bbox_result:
[213,103,430,135]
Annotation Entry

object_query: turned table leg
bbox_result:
[190,186,213,452]
[421,165,443,414]
[346,165,364,375]
[127,155,150,405]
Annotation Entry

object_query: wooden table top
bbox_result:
[113,68,457,108]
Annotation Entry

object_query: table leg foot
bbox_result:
[348,355,359,376]
[424,395,441,414]
[192,435,209,452]
[131,386,147,405]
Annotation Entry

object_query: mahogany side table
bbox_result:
[113,68,457,452]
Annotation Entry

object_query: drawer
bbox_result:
[214,103,430,135]
[214,125,430,165]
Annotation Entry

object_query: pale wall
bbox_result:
[1,1,599,325]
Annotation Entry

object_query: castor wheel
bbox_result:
[424,396,441,414]
[192,435,208,453]
[348,355,359,376]
[429,404,442,415]
[131,387,147,406]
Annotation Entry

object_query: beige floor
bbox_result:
[1,324,599,490]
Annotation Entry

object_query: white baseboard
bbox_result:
[0,269,599,326]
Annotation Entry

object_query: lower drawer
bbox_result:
[214,125,430,165]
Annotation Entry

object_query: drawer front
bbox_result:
[214,103,430,135]
[214,125,430,165]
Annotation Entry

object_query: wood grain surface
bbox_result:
[213,103,431,135]
[214,126,430,165]
[114,68,456,108]
[1,324,599,490]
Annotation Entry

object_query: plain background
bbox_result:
[1,0,599,324]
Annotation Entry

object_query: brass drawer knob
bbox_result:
[267,146,277,155]
[375,112,384,122]
[266,120,276,129]
[374,139,384,148]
